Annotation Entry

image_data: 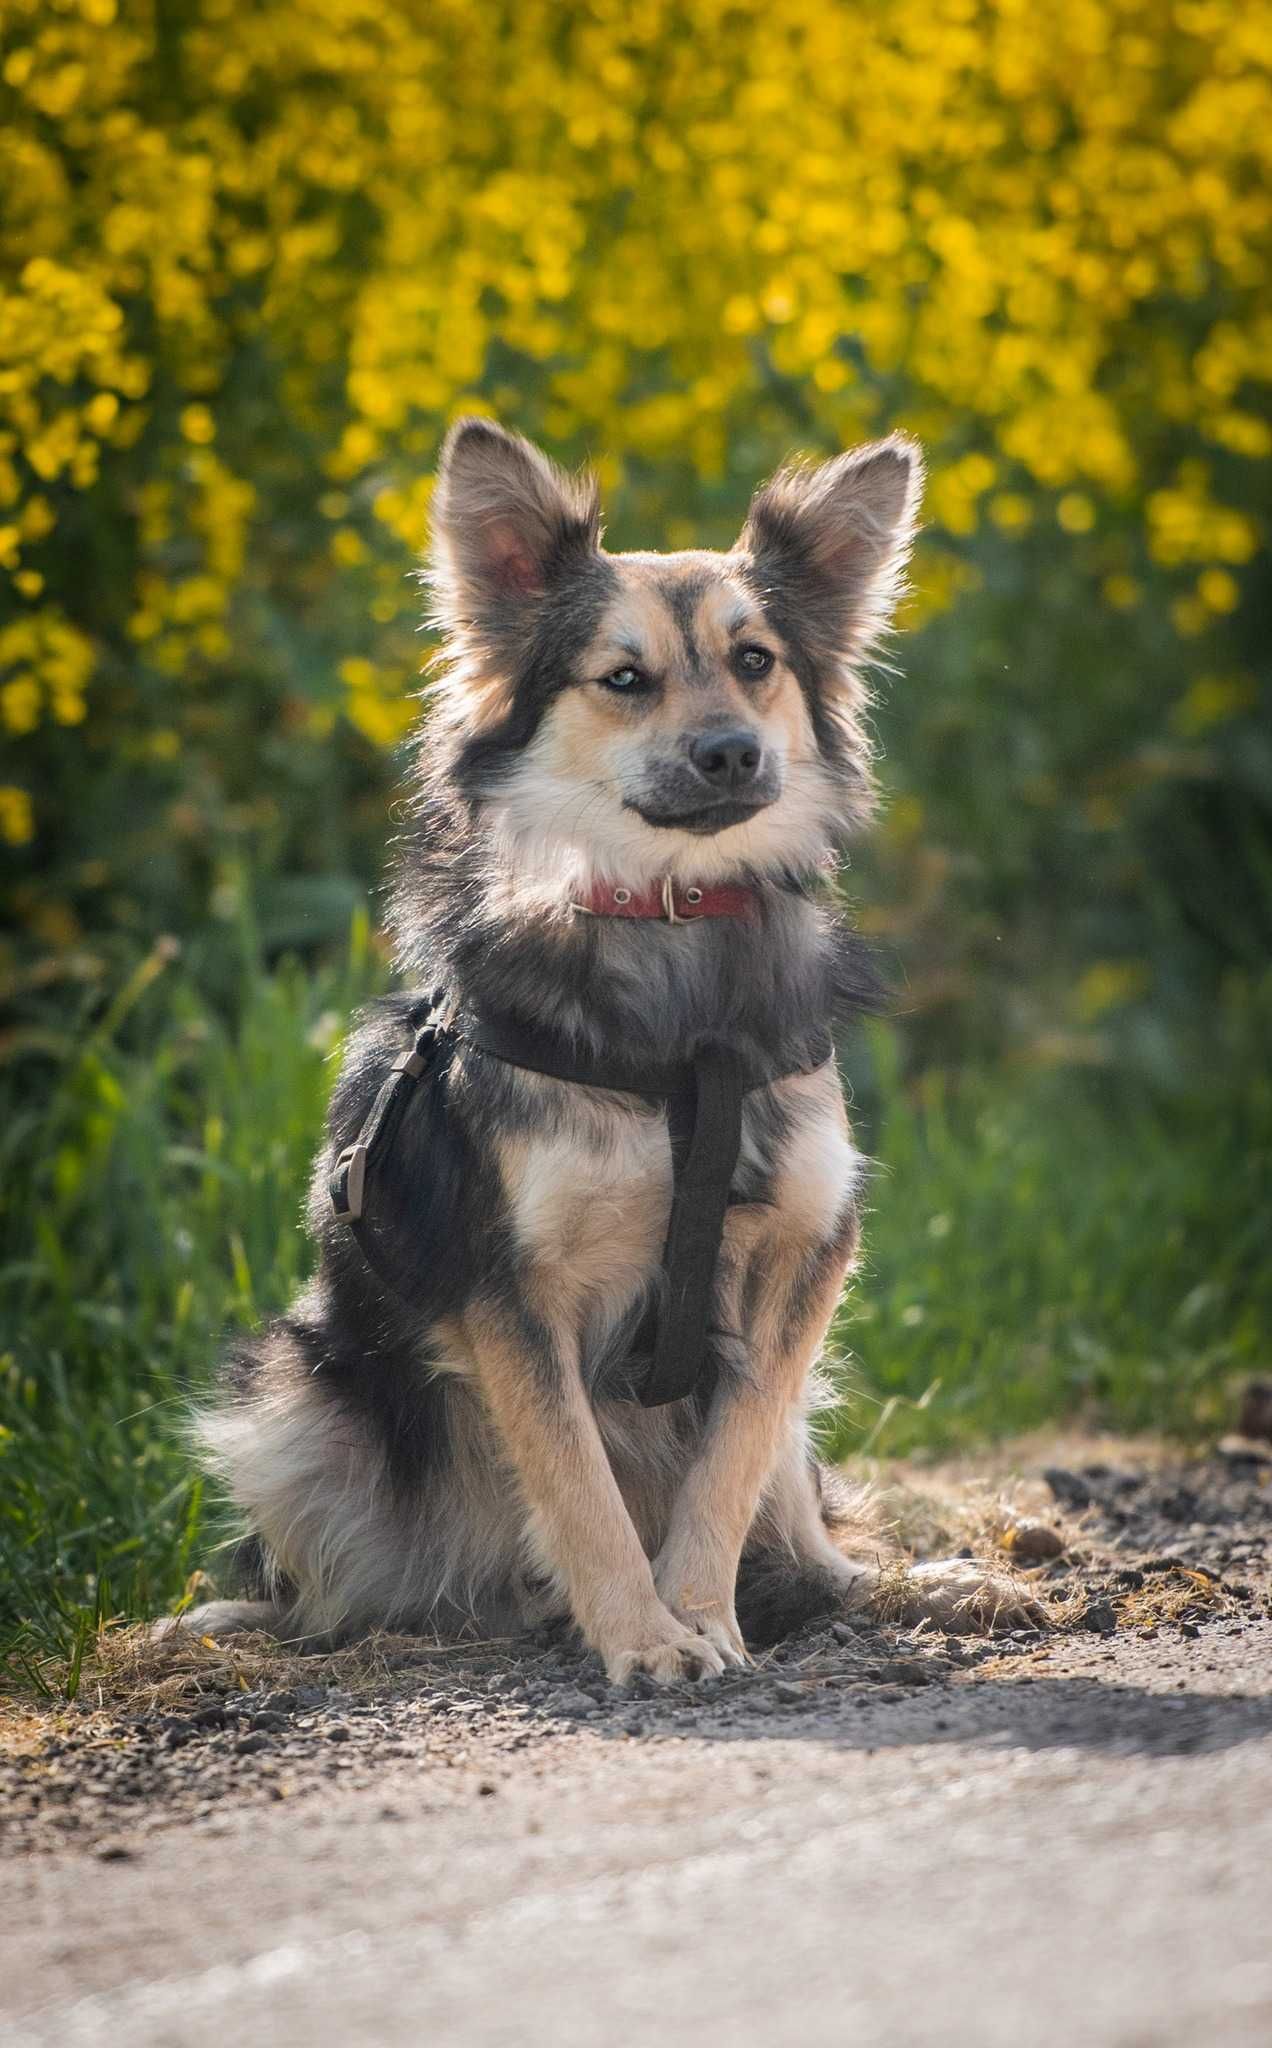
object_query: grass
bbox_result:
[0,913,382,1694]
[2,920,1268,1693]
[825,1017,1272,1461]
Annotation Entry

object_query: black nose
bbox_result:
[689,729,763,791]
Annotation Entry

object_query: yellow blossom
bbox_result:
[179,405,216,445]
[1197,567,1240,613]
[0,786,34,845]
[0,0,1266,783]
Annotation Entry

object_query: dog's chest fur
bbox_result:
[495,1061,861,1339]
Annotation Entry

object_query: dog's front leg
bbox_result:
[651,1216,857,1664]
[463,1304,729,1685]
[651,1379,783,1667]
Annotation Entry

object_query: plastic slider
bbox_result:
[329,1141,368,1223]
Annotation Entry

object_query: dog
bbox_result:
[183,418,1041,1681]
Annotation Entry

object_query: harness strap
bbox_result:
[330,996,827,1408]
[456,1000,692,1099]
[329,1016,452,1303]
[642,1045,745,1407]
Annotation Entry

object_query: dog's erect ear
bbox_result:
[429,418,602,645]
[737,434,923,661]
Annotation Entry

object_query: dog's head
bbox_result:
[425,418,922,887]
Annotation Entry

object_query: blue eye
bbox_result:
[601,665,646,692]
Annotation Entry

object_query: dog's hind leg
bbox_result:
[736,1426,880,1646]
[740,1430,1049,1641]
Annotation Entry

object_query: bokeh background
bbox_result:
[2,0,1270,1679]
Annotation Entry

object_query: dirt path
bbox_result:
[3,1444,1271,2046]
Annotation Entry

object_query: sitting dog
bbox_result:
[185,418,1040,1680]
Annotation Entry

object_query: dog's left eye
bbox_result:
[600,665,647,693]
[735,645,774,677]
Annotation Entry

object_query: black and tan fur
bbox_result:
[185,419,1038,1681]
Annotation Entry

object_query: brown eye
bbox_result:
[600,665,648,693]
[736,644,774,678]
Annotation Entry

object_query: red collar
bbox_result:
[572,876,757,922]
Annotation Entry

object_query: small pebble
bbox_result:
[1002,1519,1065,1564]
[882,1659,933,1687]
[1043,1467,1092,1509]
[549,1689,598,1718]
[831,1617,873,1642]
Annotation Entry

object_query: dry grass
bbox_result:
[867,1467,1072,1577]
[1113,1565,1237,1633]
[0,1620,520,1748]
[859,1430,1174,1552]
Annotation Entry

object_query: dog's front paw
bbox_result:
[601,1609,729,1686]
[666,1601,750,1670]
[898,1558,1049,1634]
[652,1558,751,1671]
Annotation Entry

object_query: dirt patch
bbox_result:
[2,1446,1268,1863]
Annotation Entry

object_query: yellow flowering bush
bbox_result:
[1,0,1268,1056]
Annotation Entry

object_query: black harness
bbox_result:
[329,994,832,1408]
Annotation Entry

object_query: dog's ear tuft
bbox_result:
[738,433,923,661]
[429,418,602,643]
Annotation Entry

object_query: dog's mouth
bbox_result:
[625,796,774,837]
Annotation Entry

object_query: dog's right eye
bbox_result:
[599,665,648,693]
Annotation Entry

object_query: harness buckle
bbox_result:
[393,1035,432,1078]
[329,1141,368,1223]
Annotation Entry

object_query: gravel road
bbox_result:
[3,1445,1270,2047]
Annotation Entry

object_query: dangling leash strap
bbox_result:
[330,996,827,1407]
